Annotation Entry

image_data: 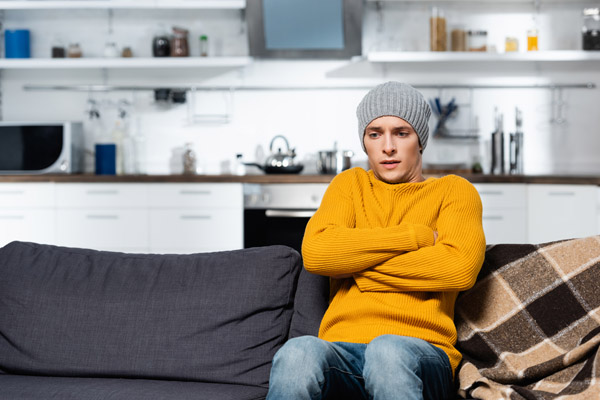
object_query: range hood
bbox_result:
[246,0,363,59]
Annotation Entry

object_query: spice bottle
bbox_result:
[430,7,447,52]
[199,35,209,57]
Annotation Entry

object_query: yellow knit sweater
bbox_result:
[301,168,486,375]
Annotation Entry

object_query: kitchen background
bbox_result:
[1,0,600,176]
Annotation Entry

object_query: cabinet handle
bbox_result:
[86,215,119,220]
[483,215,504,221]
[86,190,119,195]
[265,210,316,218]
[179,190,212,195]
[0,215,25,220]
[548,191,575,196]
[180,215,211,220]
[0,190,25,195]
[478,191,504,196]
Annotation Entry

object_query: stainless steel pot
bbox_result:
[317,149,354,174]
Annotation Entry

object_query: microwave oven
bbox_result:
[0,121,83,174]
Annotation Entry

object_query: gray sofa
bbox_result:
[4,236,599,400]
[0,241,329,400]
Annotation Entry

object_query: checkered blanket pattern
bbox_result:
[455,235,600,399]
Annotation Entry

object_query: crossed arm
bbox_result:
[301,178,486,293]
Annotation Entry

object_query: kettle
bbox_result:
[245,135,304,174]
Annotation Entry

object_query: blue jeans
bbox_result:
[266,335,453,400]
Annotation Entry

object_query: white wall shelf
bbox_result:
[366,0,590,3]
[0,57,252,69]
[0,1,246,10]
[368,51,600,63]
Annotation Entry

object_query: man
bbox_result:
[266,82,486,400]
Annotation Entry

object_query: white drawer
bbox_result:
[149,209,243,250]
[147,183,243,208]
[474,184,527,209]
[0,183,55,207]
[56,184,148,208]
[56,209,149,249]
[0,209,56,247]
[482,208,527,244]
[528,184,597,243]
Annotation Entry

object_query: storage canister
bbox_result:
[5,29,31,58]
[468,30,487,52]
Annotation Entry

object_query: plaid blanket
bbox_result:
[455,235,600,399]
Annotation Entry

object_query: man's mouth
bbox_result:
[380,160,400,169]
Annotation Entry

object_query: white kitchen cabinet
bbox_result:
[474,184,527,244]
[147,183,243,253]
[55,209,149,252]
[527,185,597,244]
[55,183,150,252]
[0,183,56,246]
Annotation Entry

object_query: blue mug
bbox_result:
[95,144,116,175]
[5,29,31,58]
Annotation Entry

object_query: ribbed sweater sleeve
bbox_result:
[301,172,435,277]
[353,178,486,292]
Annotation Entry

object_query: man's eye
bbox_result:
[368,132,380,138]
[397,131,408,137]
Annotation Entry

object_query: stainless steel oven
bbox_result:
[243,183,328,253]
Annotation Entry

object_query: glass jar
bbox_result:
[103,42,119,58]
[505,37,519,52]
[430,7,447,52]
[121,46,133,58]
[468,30,487,52]
[152,35,170,57]
[171,26,189,57]
[451,28,466,52]
[527,28,539,51]
[67,43,82,58]
[583,8,600,50]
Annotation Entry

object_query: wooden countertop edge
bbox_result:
[1,173,600,185]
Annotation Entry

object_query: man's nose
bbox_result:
[382,134,396,154]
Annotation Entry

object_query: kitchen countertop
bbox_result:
[2,172,600,185]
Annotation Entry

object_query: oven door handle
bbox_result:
[265,210,316,218]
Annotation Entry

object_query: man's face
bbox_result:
[363,116,423,184]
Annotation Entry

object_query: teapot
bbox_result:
[245,135,304,174]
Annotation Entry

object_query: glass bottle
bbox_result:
[583,8,600,50]
[199,35,209,57]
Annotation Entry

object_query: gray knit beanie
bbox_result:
[356,82,431,152]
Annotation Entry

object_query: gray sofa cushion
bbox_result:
[288,267,329,339]
[0,242,301,388]
[0,375,267,400]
